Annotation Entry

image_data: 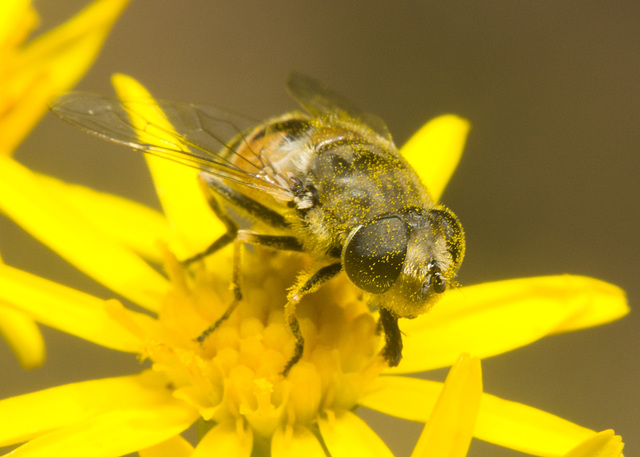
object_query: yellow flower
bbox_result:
[0,74,628,456]
[0,0,130,369]
[0,0,130,156]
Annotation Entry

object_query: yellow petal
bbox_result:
[359,376,443,423]
[318,409,394,457]
[0,1,37,50]
[0,155,169,311]
[110,73,223,256]
[139,435,194,457]
[1,0,130,154]
[35,172,186,262]
[360,375,595,456]
[475,391,594,456]
[0,371,181,447]
[192,421,253,457]
[5,402,196,457]
[0,263,144,352]
[399,115,470,201]
[550,278,628,333]
[272,425,325,457]
[564,430,623,457]
[411,355,481,457]
[0,303,44,368]
[397,275,627,373]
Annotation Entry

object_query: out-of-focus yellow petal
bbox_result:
[564,430,623,457]
[5,402,197,457]
[396,275,628,373]
[0,251,43,367]
[110,73,223,256]
[138,435,194,457]
[1,0,130,154]
[318,409,394,457]
[0,155,169,311]
[0,303,44,368]
[361,375,595,456]
[0,263,146,352]
[35,173,187,262]
[272,425,325,457]
[192,421,253,457]
[399,115,470,201]
[411,355,481,457]
[549,279,628,333]
[0,1,37,50]
[0,371,181,447]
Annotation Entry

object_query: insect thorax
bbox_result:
[294,125,432,256]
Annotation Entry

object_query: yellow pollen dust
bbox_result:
[143,245,385,437]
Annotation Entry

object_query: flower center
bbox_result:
[143,246,385,438]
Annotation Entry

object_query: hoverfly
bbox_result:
[51,73,465,375]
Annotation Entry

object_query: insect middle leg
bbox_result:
[182,193,239,266]
[195,233,305,344]
[183,173,291,265]
[185,174,292,282]
[281,262,342,376]
[195,240,242,343]
[190,175,300,342]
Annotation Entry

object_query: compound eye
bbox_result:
[343,216,409,294]
[428,208,465,266]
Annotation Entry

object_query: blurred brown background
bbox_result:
[1,1,638,456]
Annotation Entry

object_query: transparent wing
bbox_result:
[286,71,392,141]
[50,93,292,199]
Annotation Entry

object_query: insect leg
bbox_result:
[196,241,242,343]
[192,174,303,342]
[187,176,249,343]
[378,307,402,367]
[197,232,304,344]
[282,262,342,376]
[199,174,289,229]
[182,182,239,266]
[184,173,292,265]
[236,231,304,251]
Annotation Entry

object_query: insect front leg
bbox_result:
[282,262,342,376]
[378,307,402,367]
